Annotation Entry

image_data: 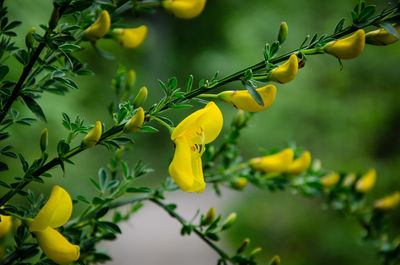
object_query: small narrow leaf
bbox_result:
[381,22,400,39]
[22,95,47,122]
[244,82,264,106]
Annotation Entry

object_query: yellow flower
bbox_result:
[124,107,145,133]
[374,191,400,211]
[366,24,400,46]
[231,177,248,190]
[355,168,376,193]
[320,173,340,188]
[0,212,12,238]
[29,186,79,265]
[84,10,111,41]
[217,85,277,112]
[113,26,148,49]
[269,54,298,84]
[163,0,206,19]
[285,150,311,175]
[324,29,365,59]
[169,102,223,193]
[82,121,102,148]
[249,148,294,173]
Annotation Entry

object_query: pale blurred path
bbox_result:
[103,189,236,265]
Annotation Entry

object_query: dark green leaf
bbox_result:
[244,82,264,107]
[0,161,8,171]
[126,187,152,193]
[95,207,109,219]
[22,95,47,122]
[77,195,90,204]
[140,126,159,133]
[97,221,121,234]
[0,65,9,80]
[186,75,193,93]
[334,18,346,34]
[358,5,376,22]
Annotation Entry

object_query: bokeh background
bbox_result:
[3,0,400,264]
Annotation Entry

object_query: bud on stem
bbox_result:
[40,128,48,153]
[124,108,145,133]
[133,86,148,108]
[201,207,216,226]
[221,212,236,230]
[278,22,288,44]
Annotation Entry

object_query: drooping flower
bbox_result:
[169,102,223,193]
[320,173,340,188]
[324,29,365,59]
[366,24,400,46]
[124,107,145,133]
[84,10,111,41]
[29,186,80,265]
[217,85,277,112]
[355,168,376,193]
[249,148,294,173]
[374,191,400,211]
[113,26,148,49]
[285,150,311,175]
[82,121,102,148]
[269,54,298,84]
[163,0,206,19]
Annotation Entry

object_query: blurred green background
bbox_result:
[3,0,400,264]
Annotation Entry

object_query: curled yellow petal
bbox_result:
[114,26,148,49]
[171,102,223,144]
[366,24,400,46]
[82,121,102,148]
[324,29,365,59]
[84,10,111,41]
[355,168,376,193]
[168,138,206,193]
[0,214,12,238]
[374,191,400,211]
[217,85,277,112]
[30,185,72,232]
[269,54,298,84]
[163,0,206,19]
[34,226,80,265]
[285,151,311,175]
[320,173,340,188]
[124,107,145,133]
[249,148,294,173]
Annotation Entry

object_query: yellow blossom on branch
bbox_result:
[0,211,12,238]
[169,102,223,193]
[83,10,111,41]
[29,186,80,265]
[249,148,294,173]
[366,24,400,46]
[269,54,298,84]
[113,26,148,49]
[355,168,376,193]
[285,150,311,175]
[374,191,400,211]
[324,29,365,59]
[163,0,206,19]
[217,85,277,112]
[82,121,102,148]
[124,107,145,133]
[320,172,340,188]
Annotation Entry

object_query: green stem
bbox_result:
[151,115,174,135]
[197,93,219,98]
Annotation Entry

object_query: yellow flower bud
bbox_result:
[163,0,206,19]
[285,151,311,175]
[278,22,288,44]
[374,191,400,211]
[133,86,148,108]
[0,213,12,238]
[113,26,148,49]
[320,173,340,188]
[35,226,80,265]
[25,27,36,49]
[201,207,216,226]
[217,84,277,112]
[231,177,248,190]
[366,24,400,46]
[221,212,237,230]
[40,128,48,152]
[84,10,111,41]
[269,54,298,84]
[82,121,102,148]
[126,69,136,91]
[355,168,376,193]
[124,108,145,133]
[249,148,294,173]
[249,247,262,258]
[342,173,356,187]
[324,29,365,60]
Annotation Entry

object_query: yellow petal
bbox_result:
[114,26,148,49]
[285,151,311,175]
[35,227,80,265]
[123,107,145,133]
[171,102,223,144]
[168,138,205,193]
[82,121,102,148]
[30,186,72,232]
[218,85,277,112]
[324,29,365,59]
[84,10,111,41]
[249,148,294,173]
[355,168,376,193]
[270,54,298,84]
[366,24,400,46]
[320,173,340,188]
[0,214,12,238]
[374,191,400,211]
[163,0,206,19]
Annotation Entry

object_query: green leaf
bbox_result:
[0,161,8,171]
[357,5,376,22]
[77,195,90,204]
[95,207,109,219]
[126,187,152,193]
[0,65,9,80]
[90,177,101,191]
[140,126,159,133]
[186,75,193,93]
[244,82,264,106]
[269,41,280,58]
[21,95,47,122]
[381,22,400,39]
[334,18,345,34]
[98,168,108,189]
[97,221,121,234]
